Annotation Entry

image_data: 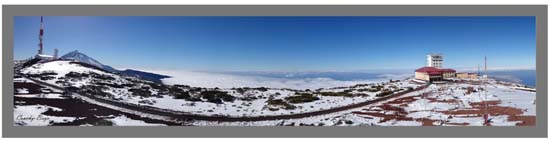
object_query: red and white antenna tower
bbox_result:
[38,16,44,55]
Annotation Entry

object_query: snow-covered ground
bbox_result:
[114,79,421,117]
[16,60,536,126]
[15,94,66,99]
[108,115,166,126]
[16,88,29,94]
[123,89,360,117]
[191,88,433,126]
[14,77,67,99]
[190,80,535,126]
[346,80,536,126]
[20,60,424,117]
[21,61,110,78]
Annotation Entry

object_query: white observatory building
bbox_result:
[427,53,443,68]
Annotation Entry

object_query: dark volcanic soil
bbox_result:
[14,82,45,94]
[14,96,184,126]
[15,77,185,126]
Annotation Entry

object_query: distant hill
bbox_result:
[119,69,170,84]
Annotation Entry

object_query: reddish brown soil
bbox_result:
[470,101,501,107]
[386,96,418,104]
[352,92,427,124]
[442,101,535,126]
[416,118,438,126]
[352,90,536,126]
[509,116,536,126]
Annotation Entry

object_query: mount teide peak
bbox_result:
[59,50,118,73]
[57,50,170,83]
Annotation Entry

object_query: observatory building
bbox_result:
[415,53,456,82]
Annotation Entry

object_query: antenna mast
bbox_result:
[38,16,44,55]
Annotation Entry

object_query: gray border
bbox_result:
[2,5,547,138]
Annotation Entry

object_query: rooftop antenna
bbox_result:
[38,16,44,55]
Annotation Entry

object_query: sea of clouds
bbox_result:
[141,69,412,90]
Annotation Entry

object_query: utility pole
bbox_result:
[483,56,489,126]
[477,64,480,76]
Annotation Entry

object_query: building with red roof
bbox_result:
[415,67,456,81]
[415,53,478,82]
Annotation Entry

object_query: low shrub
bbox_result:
[285,93,320,103]
[39,75,55,80]
[266,99,296,110]
[200,90,236,104]
[256,87,269,92]
[41,72,58,76]
[65,72,89,78]
[89,72,115,80]
[317,91,353,97]
[173,91,191,99]
[95,82,125,89]
[92,119,114,126]
[80,85,109,97]
[129,88,152,97]
[376,89,393,97]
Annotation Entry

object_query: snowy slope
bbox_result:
[19,60,424,117]
[60,50,118,73]
[17,59,535,126]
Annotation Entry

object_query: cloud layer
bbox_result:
[143,69,411,90]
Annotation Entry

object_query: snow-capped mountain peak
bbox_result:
[59,50,118,73]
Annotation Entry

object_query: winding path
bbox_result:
[19,74,429,122]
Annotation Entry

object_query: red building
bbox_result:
[415,67,456,82]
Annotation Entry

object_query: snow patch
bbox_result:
[109,115,166,126]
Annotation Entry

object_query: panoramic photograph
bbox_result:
[13,16,536,126]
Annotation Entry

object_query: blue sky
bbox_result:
[14,16,536,71]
